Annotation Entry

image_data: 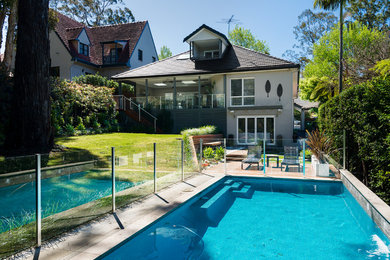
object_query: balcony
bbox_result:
[133,94,225,110]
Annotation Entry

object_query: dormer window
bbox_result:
[183,24,231,61]
[80,43,89,56]
[204,50,219,59]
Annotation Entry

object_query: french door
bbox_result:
[237,116,275,144]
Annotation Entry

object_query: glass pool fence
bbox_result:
[0,139,198,258]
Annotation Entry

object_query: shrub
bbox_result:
[203,147,214,159]
[50,77,117,136]
[214,146,225,161]
[72,73,118,88]
[318,75,390,203]
[64,124,75,136]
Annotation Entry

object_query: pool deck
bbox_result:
[22,165,338,260]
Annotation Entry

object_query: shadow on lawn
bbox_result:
[0,147,108,175]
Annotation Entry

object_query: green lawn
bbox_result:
[55,133,182,153]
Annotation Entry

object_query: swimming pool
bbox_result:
[99,177,390,259]
[0,171,135,232]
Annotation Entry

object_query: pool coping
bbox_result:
[21,172,389,259]
[340,169,390,239]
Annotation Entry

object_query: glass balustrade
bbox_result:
[134,94,225,110]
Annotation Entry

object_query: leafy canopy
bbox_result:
[300,21,390,102]
[228,25,270,54]
[158,45,172,60]
[52,0,135,26]
[347,0,390,31]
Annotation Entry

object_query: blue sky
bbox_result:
[1,0,336,59]
[123,0,333,59]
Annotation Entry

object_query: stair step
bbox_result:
[200,185,231,209]
[230,181,243,190]
[224,179,234,185]
[232,185,254,199]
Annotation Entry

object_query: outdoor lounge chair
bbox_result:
[281,146,300,172]
[241,146,263,170]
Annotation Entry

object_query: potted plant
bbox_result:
[306,129,334,177]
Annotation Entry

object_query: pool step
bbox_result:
[232,185,254,199]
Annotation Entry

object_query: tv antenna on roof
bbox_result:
[217,15,241,34]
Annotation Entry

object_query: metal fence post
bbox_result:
[263,140,266,175]
[224,138,227,175]
[303,139,306,176]
[199,139,203,172]
[138,104,141,121]
[181,140,184,181]
[154,143,157,193]
[35,154,41,247]
[112,147,115,213]
[343,130,346,169]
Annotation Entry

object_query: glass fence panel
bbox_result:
[265,139,305,177]
[183,137,199,180]
[40,148,112,243]
[0,155,37,258]
[200,138,225,175]
[114,144,154,209]
[156,140,181,192]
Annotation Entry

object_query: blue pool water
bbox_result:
[100,177,390,259]
[0,171,135,232]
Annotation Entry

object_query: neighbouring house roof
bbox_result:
[113,45,299,80]
[54,11,147,67]
[294,98,319,110]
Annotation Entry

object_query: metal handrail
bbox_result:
[113,95,157,132]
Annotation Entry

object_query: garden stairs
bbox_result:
[113,95,162,133]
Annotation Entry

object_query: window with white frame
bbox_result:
[237,116,275,144]
[230,78,255,106]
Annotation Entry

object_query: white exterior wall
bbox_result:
[70,63,97,79]
[50,32,73,79]
[128,23,158,69]
[226,69,297,142]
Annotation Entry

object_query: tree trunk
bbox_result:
[362,160,368,185]
[0,10,6,54]
[4,0,53,155]
[3,0,18,72]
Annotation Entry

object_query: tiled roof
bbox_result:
[54,11,146,66]
[113,45,299,79]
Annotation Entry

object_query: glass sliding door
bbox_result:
[237,116,275,144]
[247,118,255,143]
[238,118,246,144]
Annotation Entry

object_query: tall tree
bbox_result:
[228,25,270,54]
[283,9,337,68]
[158,45,172,60]
[5,0,53,155]
[314,0,348,94]
[2,0,17,72]
[53,0,135,26]
[347,0,390,31]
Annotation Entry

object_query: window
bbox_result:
[79,43,89,56]
[230,78,255,106]
[237,116,275,144]
[152,56,156,62]
[138,49,143,61]
[204,50,219,59]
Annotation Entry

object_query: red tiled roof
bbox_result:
[54,11,146,66]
